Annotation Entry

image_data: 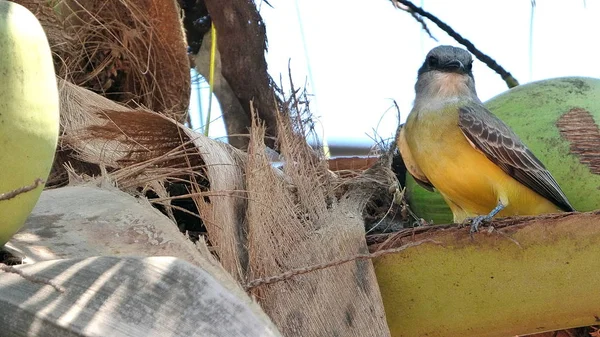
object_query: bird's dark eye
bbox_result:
[427,55,438,67]
[466,62,473,71]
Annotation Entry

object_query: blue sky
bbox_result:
[190,0,600,149]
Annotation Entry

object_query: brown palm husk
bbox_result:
[241,107,393,336]
[14,0,190,122]
[53,77,394,335]
[55,78,249,283]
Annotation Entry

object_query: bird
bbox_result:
[397,45,574,232]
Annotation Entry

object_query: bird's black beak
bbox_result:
[441,60,466,73]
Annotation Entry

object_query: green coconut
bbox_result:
[0,2,60,246]
[405,76,600,224]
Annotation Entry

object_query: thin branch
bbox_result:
[244,239,438,290]
[0,265,65,293]
[0,179,44,202]
[392,2,437,41]
[410,11,438,42]
[392,0,519,88]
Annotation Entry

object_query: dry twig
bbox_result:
[0,179,44,202]
[392,0,519,88]
[244,239,438,290]
[0,264,65,293]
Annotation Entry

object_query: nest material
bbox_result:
[14,0,190,122]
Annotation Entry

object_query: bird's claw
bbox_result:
[467,201,504,233]
[469,215,490,233]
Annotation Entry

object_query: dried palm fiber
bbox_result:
[11,0,73,51]
[55,77,394,335]
[182,129,249,281]
[245,112,392,336]
[14,0,190,122]
[55,79,248,281]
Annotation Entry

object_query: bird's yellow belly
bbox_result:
[407,112,560,222]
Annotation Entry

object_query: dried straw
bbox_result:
[14,0,190,121]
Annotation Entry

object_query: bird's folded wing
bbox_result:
[458,104,574,212]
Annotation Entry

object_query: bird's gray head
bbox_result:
[418,45,474,76]
[414,45,478,102]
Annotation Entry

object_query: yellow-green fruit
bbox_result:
[405,77,600,223]
[374,216,600,336]
[0,1,59,246]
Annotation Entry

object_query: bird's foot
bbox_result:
[466,201,506,233]
[468,215,492,233]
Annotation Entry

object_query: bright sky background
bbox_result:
[190,0,600,150]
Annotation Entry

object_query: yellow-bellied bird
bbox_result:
[398,45,574,232]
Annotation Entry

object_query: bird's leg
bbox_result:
[470,200,505,233]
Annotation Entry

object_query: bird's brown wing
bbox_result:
[458,104,574,212]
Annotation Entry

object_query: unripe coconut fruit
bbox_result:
[0,1,60,246]
[405,77,600,224]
